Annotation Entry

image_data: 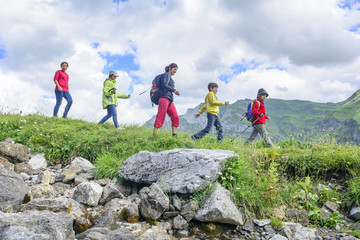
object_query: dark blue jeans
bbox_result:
[99,104,119,128]
[53,90,73,117]
[192,113,223,141]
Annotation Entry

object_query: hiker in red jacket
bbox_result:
[245,88,273,147]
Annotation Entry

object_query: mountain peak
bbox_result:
[342,89,360,105]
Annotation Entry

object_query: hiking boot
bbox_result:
[172,133,178,138]
[117,126,124,130]
[191,135,196,140]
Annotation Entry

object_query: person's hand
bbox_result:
[111,89,116,94]
[174,90,180,96]
[267,116,271,121]
[195,114,200,118]
[225,101,229,105]
[127,94,131,98]
[259,113,265,118]
[58,86,63,91]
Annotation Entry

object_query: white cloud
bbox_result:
[0,0,360,126]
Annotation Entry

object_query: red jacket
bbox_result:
[252,98,269,125]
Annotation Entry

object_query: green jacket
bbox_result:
[102,79,130,109]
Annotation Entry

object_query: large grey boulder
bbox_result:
[99,182,125,204]
[0,164,29,212]
[0,210,75,240]
[0,139,30,163]
[195,183,244,225]
[139,183,169,220]
[73,181,103,206]
[20,197,86,220]
[119,148,237,194]
[294,226,316,240]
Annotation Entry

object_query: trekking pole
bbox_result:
[231,117,261,142]
[138,87,151,96]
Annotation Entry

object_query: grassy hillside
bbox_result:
[1,113,360,232]
[145,90,360,143]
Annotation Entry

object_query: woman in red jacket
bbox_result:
[53,61,73,118]
[245,88,273,147]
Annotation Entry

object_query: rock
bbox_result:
[20,196,86,220]
[94,198,133,227]
[14,162,33,175]
[41,169,56,184]
[76,227,111,240]
[242,220,255,231]
[195,183,244,225]
[138,229,174,240]
[119,148,237,194]
[122,203,139,223]
[99,182,125,204]
[139,183,169,220]
[0,140,30,163]
[0,210,74,240]
[294,226,316,240]
[53,182,72,197]
[0,156,15,171]
[273,205,287,220]
[349,207,360,221]
[29,183,55,200]
[172,195,182,211]
[163,211,180,219]
[320,206,332,220]
[108,227,136,240]
[176,230,189,237]
[173,215,188,230]
[74,216,92,234]
[28,153,48,170]
[73,181,103,206]
[0,164,29,212]
[74,175,88,186]
[286,209,309,225]
[96,178,112,186]
[269,234,289,240]
[181,200,199,222]
[323,201,338,212]
[63,157,94,183]
[254,219,271,227]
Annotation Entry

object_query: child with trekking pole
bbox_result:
[191,82,229,142]
[244,88,273,147]
[98,71,130,129]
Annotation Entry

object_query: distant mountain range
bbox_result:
[144,90,360,143]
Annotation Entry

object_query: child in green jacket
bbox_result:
[99,71,130,129]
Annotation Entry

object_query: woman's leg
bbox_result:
[62,92,73,118]
[53,90,63,117]
[167,102,179,134]
[153,98,170,128]
[109,105,119,128]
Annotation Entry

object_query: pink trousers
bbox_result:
[154,98,179,128]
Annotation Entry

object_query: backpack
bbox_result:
[245,100,260,122]
[150,73,165,105]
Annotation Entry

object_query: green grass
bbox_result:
[1,113,360,222]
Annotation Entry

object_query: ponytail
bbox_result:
[165,63,178,72]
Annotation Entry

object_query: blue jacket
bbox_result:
[159,72,176,102]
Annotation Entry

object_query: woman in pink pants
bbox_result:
[153,63,180,137]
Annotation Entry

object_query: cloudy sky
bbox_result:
[1,0,360,125]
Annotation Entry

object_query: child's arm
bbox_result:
[208,92,226,106]
[196,104,206,118]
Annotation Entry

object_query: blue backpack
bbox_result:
[150,74,165,105]
[245,100,260,122]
